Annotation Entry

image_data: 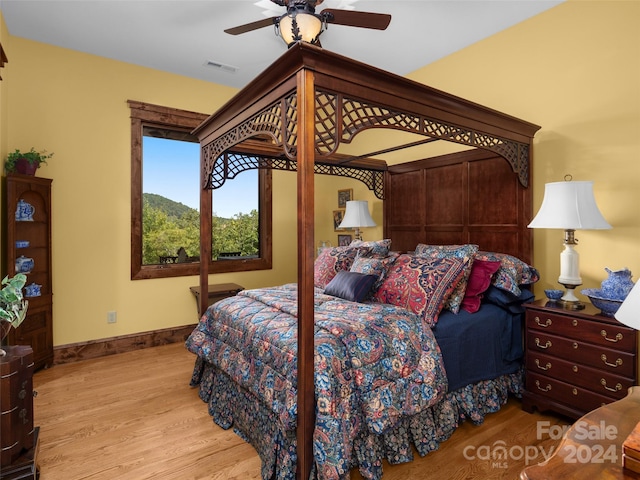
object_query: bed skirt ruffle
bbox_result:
[190,356,523,480]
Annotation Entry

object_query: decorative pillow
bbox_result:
[350,252,399,295]
[373,254,466,327]
[475,251,540,296]
[314,246,371,289]
[349,239,392,256]
[324,271,379,303]
[460,260,501,313]
[414,244,479,313]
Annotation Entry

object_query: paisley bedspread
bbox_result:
[186,283,448,478]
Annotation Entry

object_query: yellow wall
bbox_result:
[1,37,302,345]
[407,0,640,297]
[2,0,639,346]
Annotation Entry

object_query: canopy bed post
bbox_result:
[296,69,316,480]
[199,151,212,320]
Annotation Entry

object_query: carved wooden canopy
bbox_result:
[194,43,540,196]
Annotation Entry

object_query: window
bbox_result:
[129,100,272,280]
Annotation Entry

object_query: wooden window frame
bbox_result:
[129,100,272,280]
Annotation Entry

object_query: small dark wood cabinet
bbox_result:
[523,299,638,419]
[0,345,39,478]
[3,174,53,371]
[189,283,244,318]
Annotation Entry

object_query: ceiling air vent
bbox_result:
[203,60,239,74]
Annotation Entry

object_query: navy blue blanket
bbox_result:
[433,304,523,391]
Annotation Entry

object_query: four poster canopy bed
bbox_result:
[186,43,541,479]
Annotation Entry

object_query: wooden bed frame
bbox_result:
[193,42,540,479]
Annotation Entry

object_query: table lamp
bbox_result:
[339,200,376,241]
[616,281,640,474]
[616,282,640,330]
[528,177,611,309]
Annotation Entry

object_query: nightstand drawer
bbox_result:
[526,311,636,352]
[526,372,619,412]
[526,352,634,400]
[526,331,636,377]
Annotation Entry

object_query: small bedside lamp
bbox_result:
[616,282,640,330]
[528,177,611,309]
[339,200,376,241]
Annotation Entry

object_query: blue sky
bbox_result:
[142,136,257,218]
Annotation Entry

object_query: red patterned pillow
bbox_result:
[314,246,371,288]
[460,260,501,313]
[414,244,479,313]
[374,254,466,326]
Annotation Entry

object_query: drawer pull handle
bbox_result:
[601,379,622,392]
[19,408,28,425]
[572,342,578,349]
[535,338,552,349]
[601,354,623,368]
[572,365,578,373]
[572,319,578,327]
[601,330,623,343]
[572,388,578,396]
[535,359,551,371]
[535,380,552,392]
[535,316,552,328]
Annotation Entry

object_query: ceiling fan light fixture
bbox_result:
[277,10,323,47]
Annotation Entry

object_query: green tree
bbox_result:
[142,196,258,264]
[212,210,258,258]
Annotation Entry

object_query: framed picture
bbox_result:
[337,188,353,208]
[337,234,352,246]
[333,209,345,231]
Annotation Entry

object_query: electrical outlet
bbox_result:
[107,311,117,324]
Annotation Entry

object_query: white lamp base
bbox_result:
[558,282,586,310]
[556,230,585,310]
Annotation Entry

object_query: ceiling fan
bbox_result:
[225,0,392,47]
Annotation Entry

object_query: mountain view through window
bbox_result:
[142,133,259,265]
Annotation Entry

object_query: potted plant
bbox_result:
[0,274,28,357]
[4,148,54,175]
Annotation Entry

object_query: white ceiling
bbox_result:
[0,0,563,89]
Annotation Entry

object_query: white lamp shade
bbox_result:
[616,282,640,330]
[528,181,611,230]
[339,201,376,229]
[279,12,322,46]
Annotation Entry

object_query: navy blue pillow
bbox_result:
[484,285,535,313]
[324,271,378,303]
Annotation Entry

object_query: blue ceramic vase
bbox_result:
[600,268,634,300]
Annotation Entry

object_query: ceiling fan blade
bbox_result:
[322,9,391,30]
[225,17,278,36]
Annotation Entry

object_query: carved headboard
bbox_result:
[385,148,533,265]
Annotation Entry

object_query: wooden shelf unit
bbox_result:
[3,174,53,371]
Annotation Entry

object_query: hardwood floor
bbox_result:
[33,343,569,479]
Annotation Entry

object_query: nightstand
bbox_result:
[523,299,638,419]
